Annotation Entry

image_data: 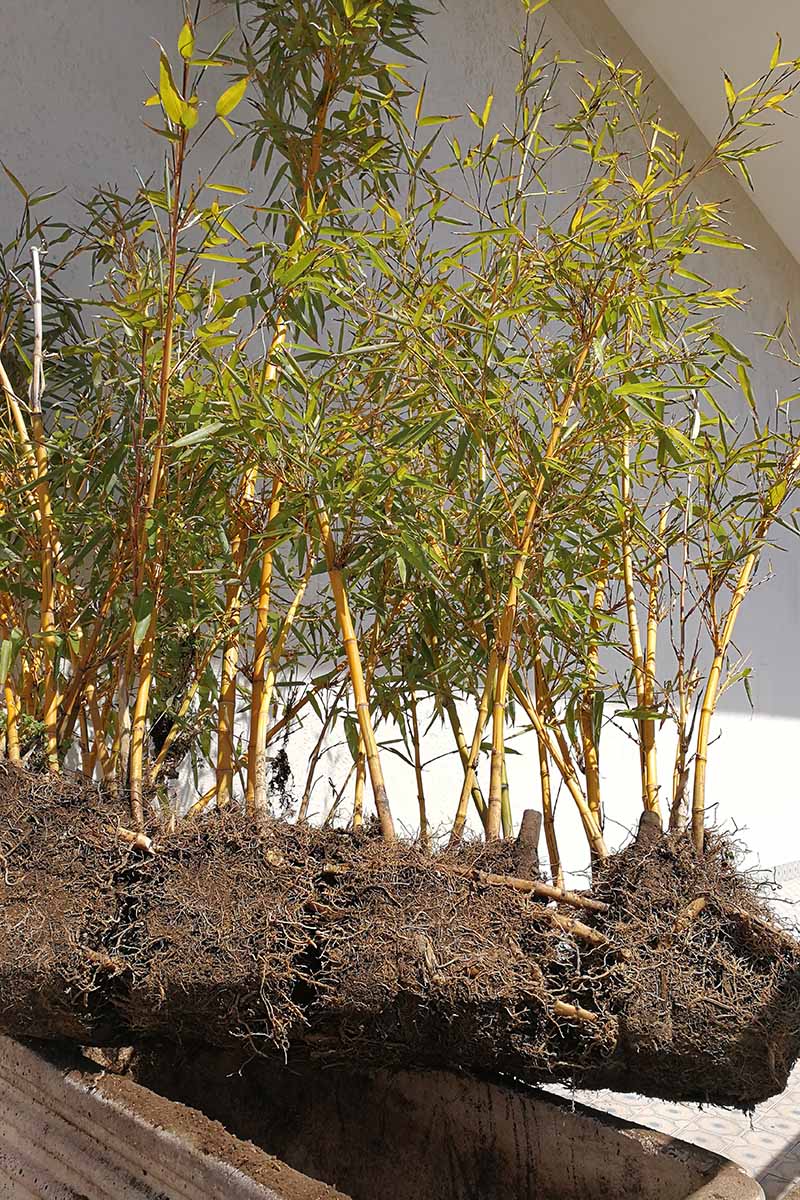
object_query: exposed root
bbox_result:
[1,764,799,1107]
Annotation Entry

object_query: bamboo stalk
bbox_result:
[129,609,157,830]
[409,691,429,851]
[246,479,283,816]
[27,249,59,772]
[579,568,607,832]
[485,324,605,837]
[449,659,495,846]
[443,691,487,824]
[533,656,563,888]
[510,674,608,859]
[128,120,187,823]
[641,505,669,819]
[620,437,650,810]
[500,753,512,838]
[691,550,756,853]
[3,681,21,763]
[691,438,800,850]
[215,469,257,808]
[316,503,395,842]
[353,739,366,830]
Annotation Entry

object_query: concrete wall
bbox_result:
[2,0,799,879]
[0,1035,345,1199]
[125,1045,765,1200]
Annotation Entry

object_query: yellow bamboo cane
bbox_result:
[317,503,395,842]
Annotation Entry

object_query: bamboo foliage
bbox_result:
[0,3,799,873]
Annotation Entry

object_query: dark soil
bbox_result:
[2,763,799,1106]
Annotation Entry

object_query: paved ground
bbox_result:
[551,874,800,1199]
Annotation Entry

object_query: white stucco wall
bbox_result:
[2,0,799,880]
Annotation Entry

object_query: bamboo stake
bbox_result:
[316,503,395,842]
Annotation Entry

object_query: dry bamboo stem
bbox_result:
[316,504,395,842]
[442,863,610,913]
[548,912,608,947]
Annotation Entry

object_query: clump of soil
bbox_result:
[1,763,799,1106]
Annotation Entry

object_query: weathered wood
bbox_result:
[515,809,542,881]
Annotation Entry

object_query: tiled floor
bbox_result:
[549,876,800,1199]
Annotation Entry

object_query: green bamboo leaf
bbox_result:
[1,161,28,201]
[172,421,224,448]
[132,590,155,651]
[0,639,14,688]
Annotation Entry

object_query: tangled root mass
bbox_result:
[1,764,798,1107]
